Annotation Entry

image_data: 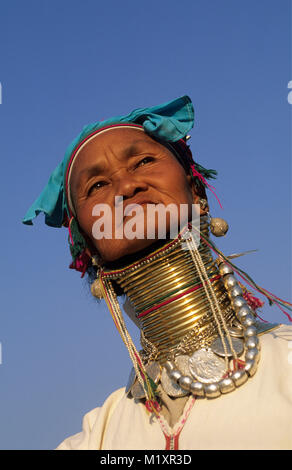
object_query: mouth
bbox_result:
[123,200,157,218]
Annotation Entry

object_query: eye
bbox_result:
[136,156,154,168]
[88,180,107,196]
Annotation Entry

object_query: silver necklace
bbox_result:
[128,260,261,400]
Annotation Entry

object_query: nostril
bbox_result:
[117,180,148,201]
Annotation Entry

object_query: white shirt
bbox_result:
[56,324,292,450]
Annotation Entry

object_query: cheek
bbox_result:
[162,168,195,221]
[161,167,194,204]
[75,204,96,245]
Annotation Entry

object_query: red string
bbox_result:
[145,400,161,413]
[69,251,90,278]
[137,275,220,319]
[255,312,269,324]
[242,290,265,310]
[191,164,223,209]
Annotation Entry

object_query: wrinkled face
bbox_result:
[70,127,198,263]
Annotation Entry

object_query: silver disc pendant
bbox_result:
[161,367,188,397]
[130,361,161,400]
[146,361,161,383]
[189,349,226,383]
[211,335,244,358]
[175,355,192,376]
[228,326,244,338]
[131,379,145,399]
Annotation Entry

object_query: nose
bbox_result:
[114,170,148,202]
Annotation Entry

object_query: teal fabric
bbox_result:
[22,95,194,228]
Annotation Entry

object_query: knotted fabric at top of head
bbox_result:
[22,95,195,228]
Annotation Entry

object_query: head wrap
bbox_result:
[22,95,217,275]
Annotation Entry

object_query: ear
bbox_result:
[186,174,209,215]
[77,225,103,265]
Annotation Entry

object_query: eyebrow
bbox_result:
[77,139,159,183]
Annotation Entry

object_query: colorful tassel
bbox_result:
[67,216,89,276]
[190,164,223,209]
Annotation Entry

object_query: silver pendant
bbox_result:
[146,361,161,383]
[131,379,146,399]
[228,326,244,338]
[175,355,192,376]
[189,349,226,383]
[130,361,161,400]
[211,335,244,358]
[161,367,188,397]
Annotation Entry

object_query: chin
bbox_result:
[97,237,158,264]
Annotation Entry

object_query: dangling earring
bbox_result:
[90,255,104,299]
[210,216,229,237]
[199,198,209,213]
[199,198,229,237]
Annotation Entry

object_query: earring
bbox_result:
[199,198,209,213]
[91,276,104,299]
[210,217,229,237]
[199,198,229,237]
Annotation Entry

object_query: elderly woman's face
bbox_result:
[70,128,197,262]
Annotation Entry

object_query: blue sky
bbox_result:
[0,0,291,449]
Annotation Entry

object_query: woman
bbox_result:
[23,96,292,450]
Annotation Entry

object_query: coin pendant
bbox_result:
[161,368,188,397]
[131,379,146,399]
[146,361,161,383]
[189,349,226,383]
[175,355,192,376]
[211,335,244,358]
[130,361,161,399]
[228,327,244,338]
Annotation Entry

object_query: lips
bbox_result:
[123,200,157,218]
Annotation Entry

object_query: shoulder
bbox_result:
[259,322,292,360]
[258,323,292,394]
[55,387,126,450]
[259,322,292,349]
[82,387,127,427]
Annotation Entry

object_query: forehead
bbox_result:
[74,127,162,169]
[69,127,175,194]
[68,127,176,211]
